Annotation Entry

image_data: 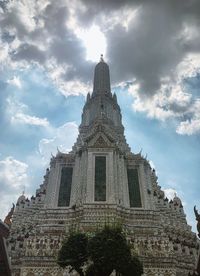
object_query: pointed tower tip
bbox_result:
[93,54,111,95]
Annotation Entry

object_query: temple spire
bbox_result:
[93,55,111,95]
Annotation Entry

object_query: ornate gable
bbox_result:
[87,132,114,148]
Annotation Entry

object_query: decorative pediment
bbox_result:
[87,132,114,148]
[94,136,109,147]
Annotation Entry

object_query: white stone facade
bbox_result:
[8,59,199,276]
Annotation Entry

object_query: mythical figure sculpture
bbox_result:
[194,206,200,238]
[4,203,15,227]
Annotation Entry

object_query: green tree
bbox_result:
[87,226,143,276]
[120,255,143,276]
[57,226,143,276]
[57,232,88,276]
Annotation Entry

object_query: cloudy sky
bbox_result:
[0,0,199,232]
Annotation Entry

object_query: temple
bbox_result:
[7,58,199,276]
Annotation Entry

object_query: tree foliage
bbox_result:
[87,226,143,276]
[57,226,143,276]
[57,232,88,276]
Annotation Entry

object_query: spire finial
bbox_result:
[93,54,111,94]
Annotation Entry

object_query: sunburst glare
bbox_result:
[78,25,107,62]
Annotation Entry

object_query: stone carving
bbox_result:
[194,206,200,238]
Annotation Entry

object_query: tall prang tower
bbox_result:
[8,57,199,276]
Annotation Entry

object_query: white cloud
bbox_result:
[0,0,200,135]
[0,194,19,222]
[0,42,9,63]
[7,75,22,88]
[0,156,31,220]
[129,83,176,121]
[129,81,193,120]
[39,122,79,162]
[0,0,94,96]
[163,188,187,209]
[149,160,155,170]
[5,1,36,33]
[11,112,49,127]
[177,53,200,80]
[6,97,28,113]
[61,80,91,97]
[0,156,28,189]
[128,71,200,135]
[50,73,91,97]
[6,97,49,127]
[176,119,200,135]
[163,188,177,201]
[176,99,200,135]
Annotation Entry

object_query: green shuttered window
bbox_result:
[58,167,73,207]
[95,156,106,201]
[127,168,142,207]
